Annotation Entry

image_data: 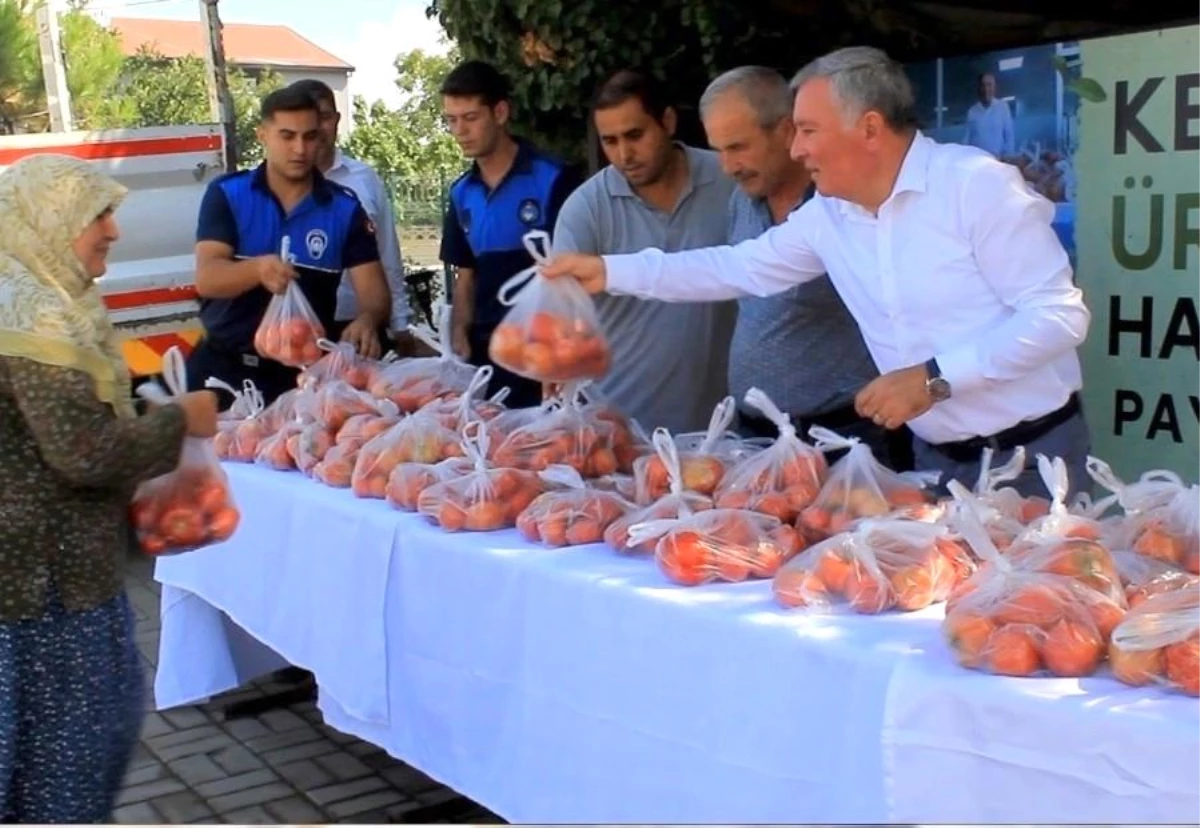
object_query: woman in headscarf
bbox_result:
[0,154,218,822]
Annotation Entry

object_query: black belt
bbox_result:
[740,401,863,438]
[927,393,1081,463]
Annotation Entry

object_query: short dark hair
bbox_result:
[440,60,510,107]
[591,69,672,123]
[289,78,336,110]
[260,85,320,121]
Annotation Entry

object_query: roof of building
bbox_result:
[110,17,353,72]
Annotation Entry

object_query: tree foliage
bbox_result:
[0,0,40,134]
[426,0,806,161]
[343,47,463,185]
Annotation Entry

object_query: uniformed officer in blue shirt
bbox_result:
[440,60,582,408]
[188,85,392,405]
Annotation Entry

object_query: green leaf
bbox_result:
[1067,77,1107,103]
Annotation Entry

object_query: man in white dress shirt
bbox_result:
[292,79,417,353]
[542,47,1093,499]
[963,72,1015,160]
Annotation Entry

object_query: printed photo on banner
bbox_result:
[906,41,1081,264]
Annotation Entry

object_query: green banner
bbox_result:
[1076,26,1199,482]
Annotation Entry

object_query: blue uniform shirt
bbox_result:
[439,141,580,336]
[195,163,379,353]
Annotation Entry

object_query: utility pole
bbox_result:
[199,0,238,170]
[36,0,74,132]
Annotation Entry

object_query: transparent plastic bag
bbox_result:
[207,378,268,463]
[712,388,827,522]
[351,411,465,498]
[490,384,620,476]
[604,429,715,554]
[516,465,631,547]
[1108,583,1199,694]
[254,420,302,471]
[489,230,610,383]
[940,495,1127,677]
[414,365,508,432]
[367,306,478,411]
[948,479,1125,605]
[417,424,545,531]
[312,442,360,488]
[1089,457,1200,574]
[130,347,240,555]
[773,518,967,613]
[577,386,647,473]
[287,421,337,475]
[310,379,397,433]
[796,426,934,541]
[300,338,375,390]
[1016,454,1109,543]
[336,411,402,450]
[1113,549,1200,608]
[385,457,475,511]
[258,386,305,433]
[626,508,801,586]
[634,396,740,504]
[253,254,326,367]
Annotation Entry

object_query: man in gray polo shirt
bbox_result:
[700,66,912,469]
[552,69,737,434]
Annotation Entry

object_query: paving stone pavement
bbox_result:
[119,552,504,825]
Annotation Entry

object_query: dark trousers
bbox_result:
[468,327,544,409]
[738,403,915,472]
[185,338,301,410]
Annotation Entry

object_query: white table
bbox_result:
[155,463,1200,824]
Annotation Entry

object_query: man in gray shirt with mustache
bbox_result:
[700,66,912,469]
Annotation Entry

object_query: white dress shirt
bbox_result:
[964,99,1015,158]
[325,150,412,330]
[603,132,1090,445]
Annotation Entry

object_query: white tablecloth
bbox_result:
[157,465,901,822]
[156,463,1200,824]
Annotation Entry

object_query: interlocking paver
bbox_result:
[306,775,388,806]
[314,751,372,782]
[193,768,280,799]
[153,790,215,823]
[265,795,328,824]
[113,801,161,824]
[121,553,504,825]
[208,782,296,815]
[274,758,334,791]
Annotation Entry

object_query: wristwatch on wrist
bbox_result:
[924,358,952,403]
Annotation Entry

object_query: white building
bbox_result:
[111,17,354,139]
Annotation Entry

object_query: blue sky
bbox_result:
[89,0,449,106]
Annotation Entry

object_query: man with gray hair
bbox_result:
[542,46,1092,500]
[700,66,911,469]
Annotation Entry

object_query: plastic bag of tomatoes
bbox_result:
[626,508,803,586]
[301,339,376,390]
[773,518,970,613]
[1015,454,1111,544]
[604,428,714,554]
[208,378,269,463]
[488,230,611,383]
[367,308,479,411]
[634,396,743,504]
[516,465,631,547]
[796,426,934,542]
[130,347,240,555]
[713,388,827,522]
[939,497,1127,678]
[1108,582,1199,695]
[1088,457,1200,575]
[417,423,544,532]
[253,280,326,368]
[351,411,465,498]
[490,384,621,477]
[385,457,475,511]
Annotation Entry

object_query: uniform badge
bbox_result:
[518,198,541,225]
[305,229,329,259]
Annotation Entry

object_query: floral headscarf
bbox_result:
[0,153,135,417]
